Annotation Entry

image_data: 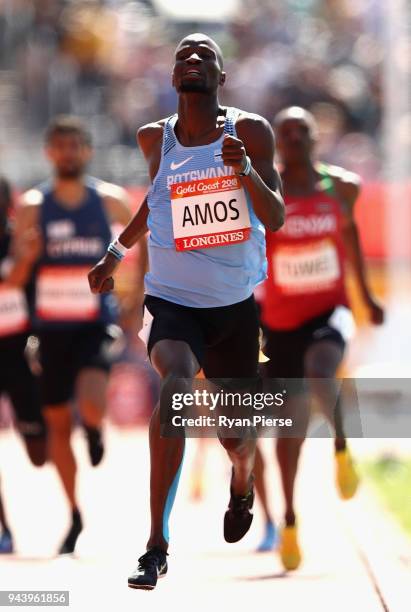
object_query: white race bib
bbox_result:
[273,239,340,294]
[0,286,29,337]
[36,266,99,321]
[171,175,251,251]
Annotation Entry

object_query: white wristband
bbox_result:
[113,238,128,256]
[108,238,128,261]
[237,155,252,176]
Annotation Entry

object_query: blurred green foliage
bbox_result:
[361,456,411,536]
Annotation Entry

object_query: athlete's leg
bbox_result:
[203,299,259,497]
[276,394,310,527]
[273,391,309,570]
[6,357,47,467]
[254,443,273,524]
[43,405,76,508]
[202,297,260,544]
[259,329,309,527]
[72,325,114,465]
[76,368,107,428]
[39,330,83,553]
[304,340,345,449]
[304,338,358,499]
[76,368,107,466]
[254,442,277,551]
[43,404,83,553]
[147,339,200,552]
[189,436,207,502]
[39,331,77,509]
[260,326,310,569]
[1,339,45,554]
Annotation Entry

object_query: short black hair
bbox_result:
[0,176,12,206]
[273,106,318,139]
[45,115,92,146]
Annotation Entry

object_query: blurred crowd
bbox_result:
[0,0,409,188]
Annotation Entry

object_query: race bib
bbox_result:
[36,266,99,321]
[273,239,340,294]
[171,176,251,251]
[0,286,29,337]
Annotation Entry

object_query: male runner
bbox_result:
[0,176,46,553]
[15,118,131,554]
[88,33,285,590]
[256,107,384,569]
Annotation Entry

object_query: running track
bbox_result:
[1,428,410,612]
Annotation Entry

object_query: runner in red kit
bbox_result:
[255,107,384,568]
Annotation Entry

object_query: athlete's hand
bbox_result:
[88,253,118,294]
[365,296,384,325]
[221,134,248,174]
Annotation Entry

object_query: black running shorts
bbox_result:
[261,308,346,381]
[0,334,45,438]
[144,294,260,379]
[38,324,116,406]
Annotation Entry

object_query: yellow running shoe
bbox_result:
[279,525,301,571]
[335,448,360,500]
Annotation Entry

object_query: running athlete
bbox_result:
[14,118,131,554]
[256,107,384,569]
[0,176,46,553]
[88,33,285,590]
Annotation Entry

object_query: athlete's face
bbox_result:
[172,38,225,94]
[45,133,92,179]
[275,118,315,165]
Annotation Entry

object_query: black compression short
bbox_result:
[38,324,116,406]
[261,308,346,380]
[144,294,260,379]
[0,334,45,437]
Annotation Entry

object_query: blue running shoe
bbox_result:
[256,521,278,552]
[0,529,13,554]
[128,547,168,590]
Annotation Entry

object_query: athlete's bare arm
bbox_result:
[224,113,285,231]
[137,121,165,182]
[334,167,384,324]
[6,190,43,287]
[88,121,166,294]
[107,121,166,251]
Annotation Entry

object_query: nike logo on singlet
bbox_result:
[170,156,194,170]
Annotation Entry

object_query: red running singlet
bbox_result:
[260,171,348,330]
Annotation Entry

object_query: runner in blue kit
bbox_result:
[0,176,46,554]
[89,33,285,590]
[14,117,131,554]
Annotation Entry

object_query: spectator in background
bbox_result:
[1,0,402,188]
